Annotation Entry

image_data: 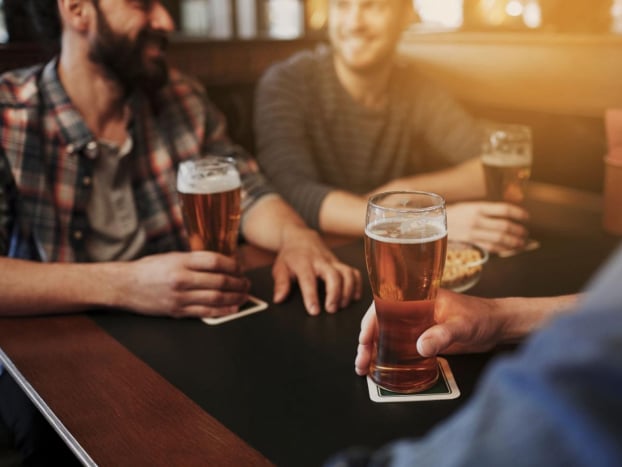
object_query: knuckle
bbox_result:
[435,325,452,344]
[493,231,506,242]
[204,255,220,270]
[193,251,218,269]
[209,292,229,306]
[213,274,229,290]
[328,268,342,285]
[168,300,185,317]
[503,223,515,234]
[168,271,187,290]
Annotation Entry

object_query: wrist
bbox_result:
[90,262,130,310]
[280,223,318,248]
[495,297,534,343]
[496,294,580,343]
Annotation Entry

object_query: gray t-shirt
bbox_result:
[254,45,481,229]
[85,137,146,262]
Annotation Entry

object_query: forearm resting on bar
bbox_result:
[496,294,581,343]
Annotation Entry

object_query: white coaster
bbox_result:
[367,357,461,403]
[497,238,541,258]
[201,295,268,325]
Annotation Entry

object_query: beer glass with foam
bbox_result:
[177,157,242,255]
[481,124,532,203]
[365,191,447,393]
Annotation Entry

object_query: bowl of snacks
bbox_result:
[441,241,489,293]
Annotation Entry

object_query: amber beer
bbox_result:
[481,124,532,203]
[364,192,447,393]
[482,153,531,203]
[177,158,241,255]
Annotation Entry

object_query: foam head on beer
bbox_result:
[177,158,241,195]
[177,158,242,255]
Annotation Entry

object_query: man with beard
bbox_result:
[254,0,530,254]
[0,0,361,463]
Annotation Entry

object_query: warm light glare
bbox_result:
[307,0,328,30]
[0,0,8,43]
[505,0,524,17]
[414,0,464,28]
[612,0,622,33]
[476,0,506,26]
[523,1,542,29]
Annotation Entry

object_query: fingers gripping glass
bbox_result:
[177,157,267,323]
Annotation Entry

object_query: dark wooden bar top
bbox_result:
[0,182,619,466]
[0,316,273,466]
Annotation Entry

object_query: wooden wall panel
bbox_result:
[399,32,622,118]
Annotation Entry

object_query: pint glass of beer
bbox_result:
[177,157,242,256]
[365,191,447,393]
[481,124,532,203]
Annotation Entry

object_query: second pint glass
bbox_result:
[177,157,242,255]
[364,191,447,393]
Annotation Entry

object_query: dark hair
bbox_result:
[26,0,62,45]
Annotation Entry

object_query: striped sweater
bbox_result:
[254,45,481,229]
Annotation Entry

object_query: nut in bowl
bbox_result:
[441,241,489,293]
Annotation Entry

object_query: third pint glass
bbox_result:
[177,157,242,255]
[481,123,532,204]
[364,191,447,393]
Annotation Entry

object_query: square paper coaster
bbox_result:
[201,295,268,325]
[497,238,540,258]
[367,358,460,403]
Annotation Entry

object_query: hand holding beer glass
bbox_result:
[177,157,269,322]
[177,157,242,255]
[481,123,537,255]
[365,191,447,393]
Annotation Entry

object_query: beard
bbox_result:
[88,9,170,97]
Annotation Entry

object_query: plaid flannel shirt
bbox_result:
[0,58,273,262]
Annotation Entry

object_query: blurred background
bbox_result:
[3,0,621,42]
[1,0,620,194]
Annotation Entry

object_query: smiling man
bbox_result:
[0,0,362,320]
[255,0,530,253]
[0,0,362,463]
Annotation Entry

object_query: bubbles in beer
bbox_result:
[177,158,242,255]
[364,217,447,393]
[481,153,531,203]
[365,218,447,243]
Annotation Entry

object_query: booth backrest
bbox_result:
[400,31,619,193]
[2,33,615,193]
